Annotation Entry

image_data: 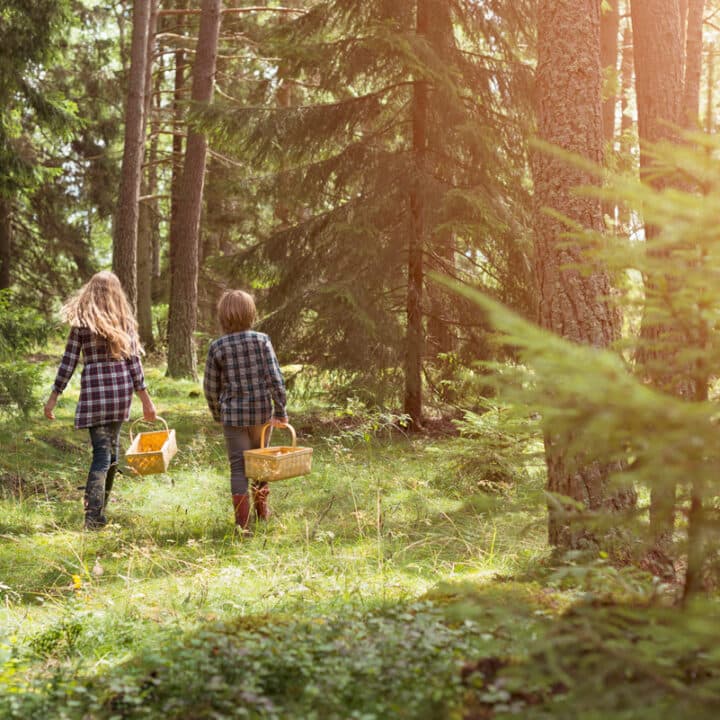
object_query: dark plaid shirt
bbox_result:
[52,326,147,429]
[203,331,287,427]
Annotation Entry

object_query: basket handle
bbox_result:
[129,416,169,443]
[260,422,296,449]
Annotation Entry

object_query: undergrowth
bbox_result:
[0,353,717,718]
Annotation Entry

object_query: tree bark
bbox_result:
[404,0,429,428]
[535,0,627,548]
[682,0,705,127]
[137,0,159,351]
[170,0,187,252]
[631,0,684,541]
[166,0,222,379]
[0,199,11,290]
[113,0,152,309]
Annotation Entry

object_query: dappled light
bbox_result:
[2,1,720,718]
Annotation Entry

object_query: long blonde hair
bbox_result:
[62,271,139,359]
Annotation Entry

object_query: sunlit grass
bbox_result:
[0,356,552,716]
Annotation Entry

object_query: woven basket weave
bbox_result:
[244,423,312,482]
[125,417,177,476]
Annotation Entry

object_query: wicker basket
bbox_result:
[125,417,177,476]
[243,423,312,482]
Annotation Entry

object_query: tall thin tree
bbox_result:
[0,199,10,290]
[166,0,223,378]
[601,0,621,145]
[682,0,705,127]
[404,0,430,427]
[137,0,159,350]
[113,0,152,308]
[535,0,627,547]
[630,0,684,542]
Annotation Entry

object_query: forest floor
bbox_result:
[1,355,719,719]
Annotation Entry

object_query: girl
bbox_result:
[44,271,157,530]
[203,290,288,533]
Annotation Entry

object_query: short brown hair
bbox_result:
[217,290,256,333]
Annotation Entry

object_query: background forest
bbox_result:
[3,0,720,718]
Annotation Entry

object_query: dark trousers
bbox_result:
[223,424,268,495]
[85,421,122,526]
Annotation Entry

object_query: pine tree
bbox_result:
[0,0,76,293]
[113,0,153,309]
[166,0,223,379]
[205,0,534,421]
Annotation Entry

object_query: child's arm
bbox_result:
[262,338,288,424]
[203,345,222,422]
[125,336,156,421]
[44,327,82,420]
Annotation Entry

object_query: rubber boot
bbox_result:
[83,469,107,530]
[103,461,119,511]
[232,494,252,535]
[252,482,271,521]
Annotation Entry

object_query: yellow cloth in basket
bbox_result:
[243,423,312,482]
[126,417,177,476]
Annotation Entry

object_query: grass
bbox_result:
[3,354,715,719]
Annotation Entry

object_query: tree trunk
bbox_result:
[170,0,187,248]
[682,0,705,127]
[137,0,158,351]
[426,2,457,360]
[0,199,11,290]
[113,0,152,309]
[706,45,715,133]
[166,0,222,379]
[601,1,621,145]
[404,0,429,428]
[535,0,628,548]
[631,0,684,541]
[619,22,635,229]
[680,0,689,77]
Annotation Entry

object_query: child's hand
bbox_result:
[44,393,58,420]
[143,401,158,422]
[270,416,289,428]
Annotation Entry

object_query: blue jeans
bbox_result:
[223,424,268,495]
[85,422,123,527]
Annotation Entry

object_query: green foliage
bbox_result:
[0,290,51,415]
[448,406,539,494]
[202,0,535,403]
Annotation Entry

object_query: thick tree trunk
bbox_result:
[166,0,222,379]
[137,0,158,351]
[404,0,429,428]
[0,199,11,290]
[113,0,152,309]
[535,0,628,548]
[682,0,705,127]
[631,0,684,541]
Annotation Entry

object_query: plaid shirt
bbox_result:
[203,331,287,427]
[52,326,147,429]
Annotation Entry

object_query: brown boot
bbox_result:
[252,482,271,521]
[232,494,251,534]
